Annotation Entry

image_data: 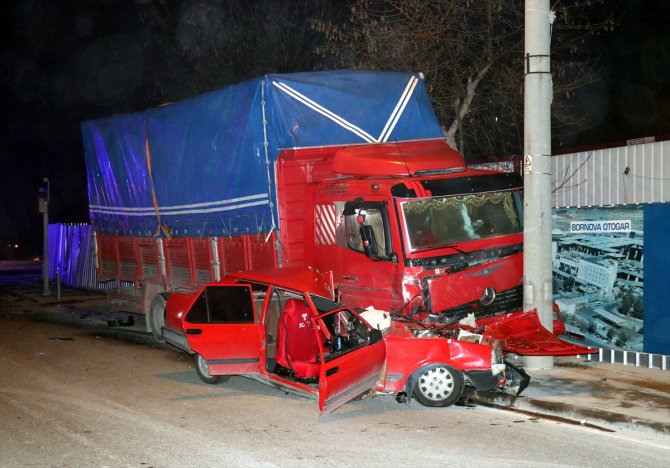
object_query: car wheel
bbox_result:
[412,364,464,407]
[149,294,167,343]
[194,354,230,385]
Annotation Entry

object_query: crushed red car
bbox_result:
[159,267,593,414]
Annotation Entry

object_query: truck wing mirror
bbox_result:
[343,197,364,216]
[360,225,379,259]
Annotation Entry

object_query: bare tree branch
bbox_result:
[552,152,592,193]
[312,0,617,159]
[445,62,493,149]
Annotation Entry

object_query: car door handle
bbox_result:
[326,366,339,376]
[186,328,203,335]
[342,275,357,281]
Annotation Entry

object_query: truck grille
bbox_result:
[436,285,523,322]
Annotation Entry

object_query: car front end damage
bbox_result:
[374,314,531,407]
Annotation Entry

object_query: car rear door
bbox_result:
[314,307,386,415]
[183,284,262,375]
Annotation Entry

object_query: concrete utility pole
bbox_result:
[39,178,50,296]
[523,0,554,369]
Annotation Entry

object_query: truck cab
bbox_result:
[277,138,524,322]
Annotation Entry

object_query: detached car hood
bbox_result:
[479,310,595,356]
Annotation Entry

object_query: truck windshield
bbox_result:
[400,191,522,251]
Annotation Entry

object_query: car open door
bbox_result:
[313,307,386,415]
[480,310,596,356]
[183,284,262,375]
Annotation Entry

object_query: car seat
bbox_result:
[275,298,323,379]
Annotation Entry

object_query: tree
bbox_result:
[619,291,633,315]
[615,330,628,348]
[311,0,616,159]
[631,297,643,319]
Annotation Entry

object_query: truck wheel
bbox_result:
[412,364,464,407]
[194,354,231,385]
[149,295,167,343]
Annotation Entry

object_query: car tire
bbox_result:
[412,364,464,407]
[194,354,230,385]
[149,294,167,343]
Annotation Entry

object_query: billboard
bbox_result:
[552,206,644,352]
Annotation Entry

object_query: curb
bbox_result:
[467,388,670,437]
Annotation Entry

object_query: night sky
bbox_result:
[1,0,669,258]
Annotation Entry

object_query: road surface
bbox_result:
[0,288,668,467]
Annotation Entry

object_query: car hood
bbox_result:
[479,310,595,356]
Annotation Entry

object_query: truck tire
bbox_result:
[411,364,464,408]
[194,354,231,385]
[149,294,167,343]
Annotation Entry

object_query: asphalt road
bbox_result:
[1,290,668,467]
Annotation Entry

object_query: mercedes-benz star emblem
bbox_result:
[480,287,497,306]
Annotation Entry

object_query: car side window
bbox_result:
[186,285,254,324]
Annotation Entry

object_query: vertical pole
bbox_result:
[42,178,51,297]
[524,0,554,369]
[210,236,221,282]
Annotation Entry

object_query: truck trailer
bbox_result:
[82,71,525,340]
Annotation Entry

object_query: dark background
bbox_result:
[1,0,669,258]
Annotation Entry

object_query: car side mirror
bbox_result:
[369,328,383,345]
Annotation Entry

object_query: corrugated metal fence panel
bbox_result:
[469,160,516,173]
[47,223,133,290]
[47,223,87,284]
[48,223,94,288]
[552,140,670,208]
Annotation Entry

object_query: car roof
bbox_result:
[228,267,334,300]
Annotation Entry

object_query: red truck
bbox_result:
[83,71,532,345]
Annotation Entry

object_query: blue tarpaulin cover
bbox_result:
[82,71,444,237]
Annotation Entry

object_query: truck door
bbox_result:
[337,199,401,310]
[313,307,386,415]
[183,285,262,375]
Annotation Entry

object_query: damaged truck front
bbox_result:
[292,139,525,327]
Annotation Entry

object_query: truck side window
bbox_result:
[343,206,389,258]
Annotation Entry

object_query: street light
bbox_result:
[38,177,50,296]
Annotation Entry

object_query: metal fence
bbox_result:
[47,223,132,290]
[579,348,668,371]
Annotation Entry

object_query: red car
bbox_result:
[160,267,590,414]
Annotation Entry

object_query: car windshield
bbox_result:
[400,191,522,251]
